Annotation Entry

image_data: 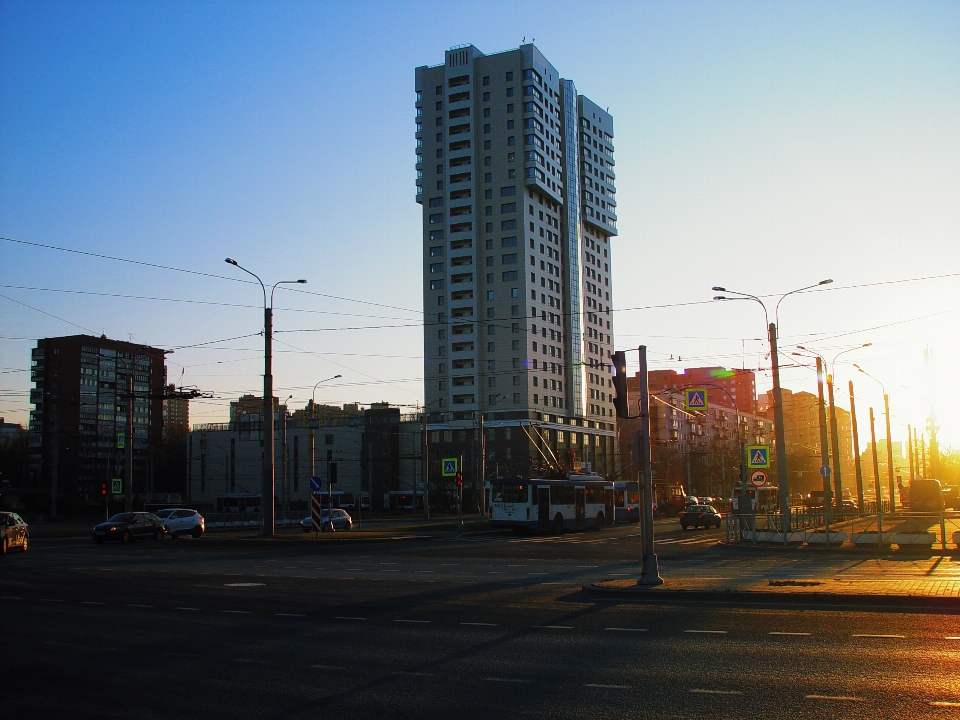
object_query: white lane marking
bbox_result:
[395,671,436,677]
[1,596,23,600]
[685,630,727,634]
[81,601,105,605]
[770,632,811,636]
[533,625,573,629]
[945,636,960,640]
[335,616,365,621]
[852,634,905,639]
[126,604,153,608]
[175,607,201,611]
[584,683,630,689]
[931,701,960,707]
[805,695,864,702]
[394,619,431,624]
[484,677,530,683]
[605,627,648,632]
[223,610,252,614]
[461,622,498,627]
[691,689,743,695]
[311,665,351,671]
[224,582,264,587]
[276,613,306,617]
[41,598,64,602]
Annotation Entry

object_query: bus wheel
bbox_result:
[553,514,564,534]
[595,512,605,530]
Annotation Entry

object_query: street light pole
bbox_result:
[309,375,342,479]
[226,258,306,537]
[712,279,831,535]
[854,364,897,512]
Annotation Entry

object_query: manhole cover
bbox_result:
[224,582,265,587]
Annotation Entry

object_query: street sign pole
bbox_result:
[457,454,464,534]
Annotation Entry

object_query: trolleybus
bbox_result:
[613,480,640,523]
[489,473,615,532]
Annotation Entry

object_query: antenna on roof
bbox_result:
[522,36,525,42]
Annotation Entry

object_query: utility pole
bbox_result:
[280,403,288,515]
[907,424,914,485]
[884,394,895,511]
[868,408,881,511]
[827,374,843,512]
[125,372,134,512]
[769,323,791,532]
[849,380,864,511]
[479,412,486,517]
[815,358,832,532]
[422,412,430,519]
[637,345,662,586]
[263,303,275,536]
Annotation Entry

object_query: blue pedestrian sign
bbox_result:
[111,479,123,495]
[683,388,707,412]
[746,445,770,469]
[442,458,458,477]
[309,476,323,493]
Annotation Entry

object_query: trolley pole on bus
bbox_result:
[636,346,662,586]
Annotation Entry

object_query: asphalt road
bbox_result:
[4,522,959,719]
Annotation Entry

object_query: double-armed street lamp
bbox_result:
[225,258,306,537]
[712,279,832,533]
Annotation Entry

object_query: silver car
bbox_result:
[301,509,353,532]
[154,508,205,538]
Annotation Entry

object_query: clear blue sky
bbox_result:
[2,0,958,452]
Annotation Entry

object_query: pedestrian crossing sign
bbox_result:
[442,458,458,477]
[111,479,123,495]
[746,445,770,469]
[683,388,707,411]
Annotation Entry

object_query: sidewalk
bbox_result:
[587,554,960,609]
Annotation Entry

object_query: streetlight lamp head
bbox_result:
[297,279,307,284]
[796,345,808,351]
[862,343,872,348]
[225,258,237,265]
[818,279,833,285]
[712,286,725,292]
[713,296,727,301]
[334,374,342,379]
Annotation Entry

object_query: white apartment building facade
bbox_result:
[415,44,619,485]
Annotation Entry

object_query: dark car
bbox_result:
[1,512,29,554]
[93,512,166,544]
[680,505,722,530]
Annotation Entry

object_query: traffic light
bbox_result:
[101,483,107,496]
[455,472,463,487]
[329,462,338,484]
[612,350,629,418]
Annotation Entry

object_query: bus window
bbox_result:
[585,486,600,504]
[551,485,575,506]
[627,491,640,505]
[492,484,528,504]
[615,490,625,507]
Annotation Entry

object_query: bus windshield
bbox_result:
[492,483,528,504]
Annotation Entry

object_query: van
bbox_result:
[908,479,944,512]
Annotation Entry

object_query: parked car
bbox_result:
[153,508,205,538]
[93,512,166,543]
[680,505,722,530]
[1,512,28,554]
[301,508,353,532]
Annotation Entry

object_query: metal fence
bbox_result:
[725,511,960,549]
[205,510,305,529]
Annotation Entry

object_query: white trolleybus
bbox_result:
[489,473,615,533]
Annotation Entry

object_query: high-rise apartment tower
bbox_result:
[415,44,618,481]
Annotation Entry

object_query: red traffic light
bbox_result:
[100,483,107,496]
[455,472,463,486]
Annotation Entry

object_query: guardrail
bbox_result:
[725,511,960,549]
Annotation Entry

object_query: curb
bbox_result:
[583,581,960,612]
